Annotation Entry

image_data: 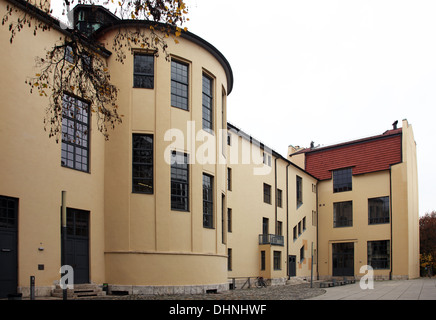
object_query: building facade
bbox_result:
[0,0,419,298]
[289,120,420,280]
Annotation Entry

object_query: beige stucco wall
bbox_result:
[316,120,419,280]
[100,26,229,287]
[317,171,392,279]
[226,130,317,282]
[0,0,106,294]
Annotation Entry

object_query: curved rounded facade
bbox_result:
[98,22,233,292]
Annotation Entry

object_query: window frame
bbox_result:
[133,53,155,89]
[202,73,214,133]
[227,208,232,233]
[61,94,90,173]
[333,201,353,228]
[227,167,232,191]
[170,151,190,211]
[296,176,303,208]
[368,196,390,225]
[273,251,281,270]
[368,240,390,270]
[171,59,189,110]
[263,183,271,204]
[132,133,154,194]
[300,245,305,262]
[203,173,214,229]
[333,168,353,193]
[277,189,283,208]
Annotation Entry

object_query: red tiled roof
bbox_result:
[303,129,402,180]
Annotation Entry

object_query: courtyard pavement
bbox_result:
[308,277,436,300]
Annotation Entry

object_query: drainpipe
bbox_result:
[61,191,67,300]
[274,158,278,234]
[286,163,291,278]
[316,180,319,280]
[389,169,393,280]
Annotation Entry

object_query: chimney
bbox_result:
[392,120,398,130]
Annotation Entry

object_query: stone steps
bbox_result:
[51,283,106,299]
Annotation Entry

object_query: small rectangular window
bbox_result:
[132,134,153,194]
[228,248,232,271]
[171,152,189,211]
[300,245,305,262]
[296,176,303,208]
[333,168,352,193]
[273,251,281,270]
[171,60,189,110]
[203,174,214,228]
[277,189,283,208]
[227,208,232,233]
[227,168,232,191]
[134,54,154,88]
[263,183,271,204]
[263,152,271,166]
[277,221,283,236]
[261,251,266,270]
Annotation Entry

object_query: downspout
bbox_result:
[389,168,393,280]
[286,163,291,278]
[275,158,278,234]
[316,180,319,280]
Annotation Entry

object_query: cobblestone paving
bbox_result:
[94,283,326,300]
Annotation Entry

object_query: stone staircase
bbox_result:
[52,283,106,299]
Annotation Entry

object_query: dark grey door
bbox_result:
[0,196,18,298]
[288,255,296,277]
[64,208,89,284]
[332,242,354,276]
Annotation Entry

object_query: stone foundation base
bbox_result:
[109,283,229,296]
[18,286,54,298]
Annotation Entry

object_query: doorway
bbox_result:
[0,196,18,298]
[288,255,296,277]
[332,242,354,276]
[63,208,90,284]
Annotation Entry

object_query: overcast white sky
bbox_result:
[52,0,435,216]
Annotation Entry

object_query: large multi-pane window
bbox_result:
[368,196,390,224]
[171,60,189,110]
[133,54,154,88]
[333,201,353,227]
[368,240,390,269]
[202,73,213,132]
[61,94,90,172]
[333,168,352,193]
[132,134,153,194]
[203,174,214,228]
[171,152,189,211]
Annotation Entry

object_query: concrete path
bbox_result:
[308,277,436,300]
